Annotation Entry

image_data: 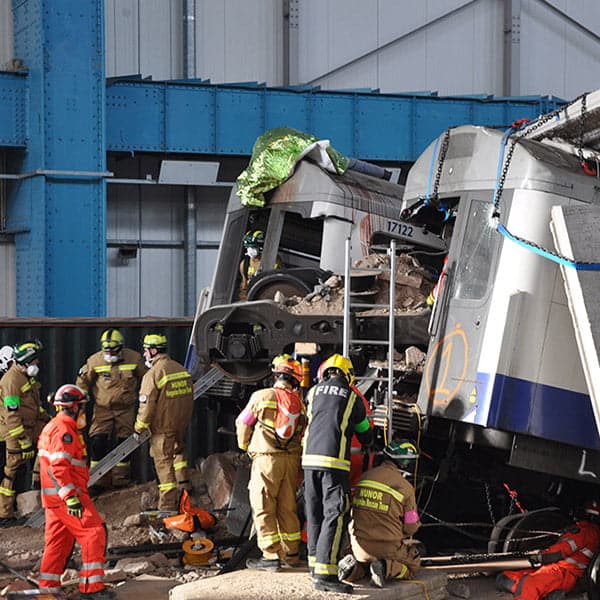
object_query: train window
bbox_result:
[454,199,495,301]
[278,211,323,267]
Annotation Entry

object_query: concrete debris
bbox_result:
[60,568,79,586]
[199,452,237,510]
[447,579,471,598]
[121,561,155,576]
[16,491,41,516]
[284,253,433,316]
[405,346,426,370]
[103,568,127,583]
[123,513,144,527]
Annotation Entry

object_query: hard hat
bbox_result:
[53,384,89,408]
[13,340,43,365]
[243,230,265,248]
[272,354,303,384]
[0,345,14,372]
[584,500,600,519]
[143,333,168,350]
[317,354,355,385]
[383,439,418,468]
[100,328,124,352]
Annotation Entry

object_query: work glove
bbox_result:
[18,437,35,461]
[528,552,542,567]
[65,496,83,518]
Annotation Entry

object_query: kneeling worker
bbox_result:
[338,440,422,588]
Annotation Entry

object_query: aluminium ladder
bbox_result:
[343,237,397,442]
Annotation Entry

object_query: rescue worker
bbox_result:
[238,229,281,300]
[496,500,600,600]
[76,328,146,490]
[0,346,14,489]
[237,354,306,572]
[0,340,49,525]
[133,334,193,511]
[338,440,422,588]
[302,354,373,594]
[38,384,114,599]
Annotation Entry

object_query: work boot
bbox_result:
[313,575,352,594]
[544,592,566,600]
[338,554,357,581]
[495,573,515,593]
[246,557,281,572]
[281,553,306,569]
[0,516,25,528]
[370,559,386,588]
[80,588,116,599]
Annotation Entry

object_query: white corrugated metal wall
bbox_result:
[2,0,600,317]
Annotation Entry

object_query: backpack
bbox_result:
[273,387,304,442]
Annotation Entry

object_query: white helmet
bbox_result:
[0,345,14,373]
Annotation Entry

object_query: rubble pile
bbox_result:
[283,253,434,316]
[0,452,243,596]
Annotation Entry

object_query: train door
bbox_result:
[418,194,500,423]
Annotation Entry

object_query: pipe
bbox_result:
[183,0,196,79]
[184,187,197,316]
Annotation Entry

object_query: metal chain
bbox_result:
[484,482,496,525]
[430,128,452,202]
[492,93,600,267]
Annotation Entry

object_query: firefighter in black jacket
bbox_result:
[302,354,373,594]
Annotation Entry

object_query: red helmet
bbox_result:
[53,384,89,408]
[272,354,303,384]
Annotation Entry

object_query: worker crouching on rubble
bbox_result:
[237,354,307,572]
[302,354,373,594]
[38,385,114,599]
[76,328,146,492]
[338,440,422,588]
[496,500,600,600]
[134,333,194,511]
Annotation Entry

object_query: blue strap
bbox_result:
[497,223,600,270]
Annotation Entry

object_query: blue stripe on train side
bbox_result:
[483,373,600,450]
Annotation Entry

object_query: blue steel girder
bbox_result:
[10,0,106,317]
[0,73,26,147]
[106,80,563,161]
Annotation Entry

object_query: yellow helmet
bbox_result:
[318,354,355,385]
[100,328,124,351]
[143,333,167,350]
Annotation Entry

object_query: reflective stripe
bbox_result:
[21,382,32,392]
[158,481,177,491]
[280,531,301,541]
[94,365,111,373]
[337,395,356,463]
[38,449,87,467]
[116,461,129,467]
[173,460,187,471]
[39,573,61,581]
[58,483,76,499]
[42,487,59,495]
[8,424,25,437]
[81,575,104,584]
[258,532,281,545]
[260,400,278,410]
[0,486,15,497]
[81,561,105,571]
[157,371,190,389]
[356,479,405,504]
[308,555,316,567]
[565,557,588,570]
[39,587,62,593]
[582,547,595,558]
[302,454,350,471]
[394,564,409,580]
[314,562,338,575]
[135,419,150,430]
[118,364,136,371]
[567,538,578,552]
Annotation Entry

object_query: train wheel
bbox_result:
[501,508,571,554]
[585,553,600,600]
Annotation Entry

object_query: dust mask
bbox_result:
[26,364,39,377]
[145,358,154,369]
[246,247,259,258]
[103,353,119,363]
